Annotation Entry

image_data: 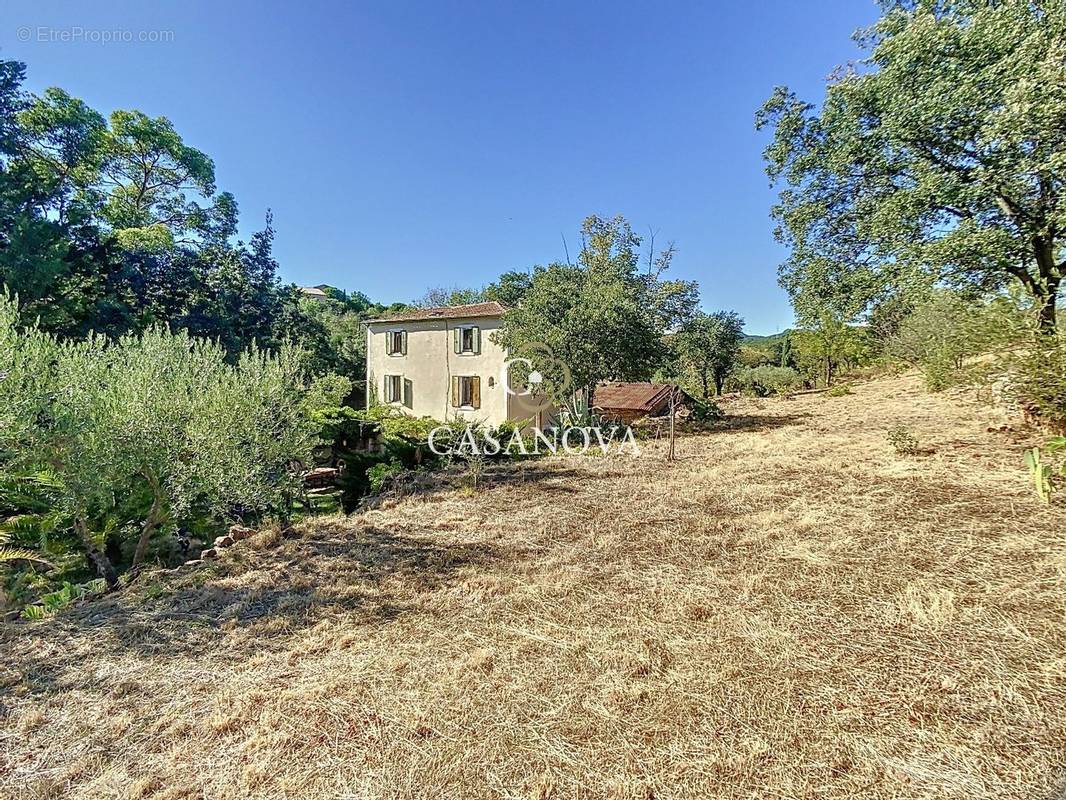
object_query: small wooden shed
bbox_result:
[593,382,692,425]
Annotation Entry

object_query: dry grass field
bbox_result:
[2,373,1064,800]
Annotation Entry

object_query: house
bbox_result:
[593,382,692,425]
[298,285,332,303]
[365,301,544,426]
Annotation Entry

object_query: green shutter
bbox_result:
[403,378,413,408]
[400,330,407,355]
[472,326,480,354]
[453,327,460,354]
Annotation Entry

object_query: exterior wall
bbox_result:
[366,315,514,427]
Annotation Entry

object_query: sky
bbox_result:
[1,1,880,335]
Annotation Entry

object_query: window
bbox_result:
[384,374,402,404]
[453,325,480,355]
[384,375,412,407]
[386,330,406,356]
[451,375,481,409]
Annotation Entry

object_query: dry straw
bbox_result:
[2,373,1064,799]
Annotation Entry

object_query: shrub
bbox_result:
[887,425,920,456]
[728,366,804,396]
[826,383,852,397]
[1013,332,1066,433]
[367,461,405,494]
[888,290,1028,391]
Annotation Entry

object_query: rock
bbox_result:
[182,559,203,567]
[200,548,218,560]
[229,526,255,541]
[213,535,234,549]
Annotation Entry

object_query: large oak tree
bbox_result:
[758,0,1066,331]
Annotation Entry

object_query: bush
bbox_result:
[727,366,805,396]
[888,290,1028,391]
[1013,332,1066,433]
[367,461,405,494]
[826,383,852,397]
[886,425,920,456]
[0,293,316,598]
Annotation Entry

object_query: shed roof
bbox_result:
[594,382,678,413]
[369,301,507,324]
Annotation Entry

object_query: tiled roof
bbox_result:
[369,301,507,324]
[594,382,676,413]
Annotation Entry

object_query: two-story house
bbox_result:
[365,301,541,426]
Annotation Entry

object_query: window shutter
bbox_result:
[472,326,480,354]
[403,378,412,408]
[471,376,481,409]
[451,376,460,407]
[400,330,407,355]
[453,327,460,354]
[383,376,392,403]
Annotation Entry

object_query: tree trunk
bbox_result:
[825,356,833,387]
[701,370,709,399]
[1032,241,1060,333]
[75,517,118,590]
[1037,279,1059,333]
[713,372,725,396]
[132,469,166,572]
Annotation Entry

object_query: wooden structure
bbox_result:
[593,382,693,425]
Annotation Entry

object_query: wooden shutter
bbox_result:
[400,330,407,355]
[453,327,460,354]
[472,326,480,354]
[471,376,481,409]
[451,376,460,407]
[383,375,392,403]
[403,378,412,408]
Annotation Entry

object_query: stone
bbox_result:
[213,535,234,549]
[200,548,218,560]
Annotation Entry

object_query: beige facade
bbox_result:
[366,308,541,427]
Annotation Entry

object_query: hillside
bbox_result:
[2,374,1064,800]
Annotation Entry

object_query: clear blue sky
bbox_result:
[2,1,879,334]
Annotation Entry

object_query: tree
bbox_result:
[99,109,236,249]
[758,0,1066,332]
[494,215,668,407]
[0,293,317,584]
[484,270,533,307]
[416,286,484,307]
[673,311,744,396]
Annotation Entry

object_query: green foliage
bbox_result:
[301,373,354,416]
[791,320,873,387]
[728,365,804,396]
[888,290,1029,391]
[1024,438,1065,504]
[758,1,1066,332]
[1013,331,1066,432]
[886,426,920,457]
[826,383,852,397]
[20,579,105,620]
[495,216,681,408]
[0,59,373,375]
[671,311,744,397]
[367,461,405,494]
[0,293,316,594]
